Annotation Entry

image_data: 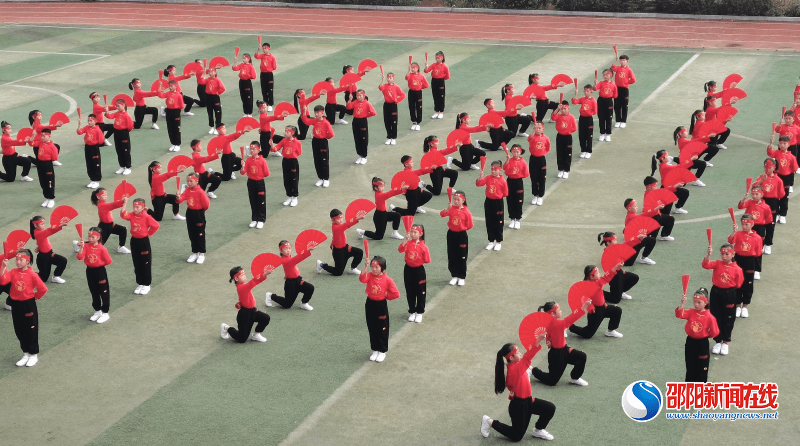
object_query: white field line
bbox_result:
[628,53,700,118]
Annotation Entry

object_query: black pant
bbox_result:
[227,307,270,343]
[259,130,283,156]
[182,94,198,112]
[431,77,445,112]
[383,102,398,139]
[282,157,299,197]
[504,114,532,136]
[426,166,458,195]
[569,304,622,338]
[98,122,115,140]
[113,129,132,168]
[653,213,675,237]
[484,197,504,242]
[480,127,515,152]
[555,133,573,172]
[709,285,736,343]
[1,153,32,182]
[365,209,400,240]
[322,245,363,276]
[777,173,792,216]
[11,298,39,354]
[296,115,310,141]
[36,250,67,282]
[195,84,207,108]
[134,105,158,129]
[311,138,330,180]
[272,277,314,308]
[84,144,102,181]
[99,221,127,247]
[352,117,369,158]
[625,236,656,265]
[325,103,347,124]
[404,264,427,314]
[365,298,389,352]
[165,108,182,146]
[199,171,222,193]
[597,97,613,134]
[148,194,180,221]
[247,178,266,222]
[446,230,468,279]
[685,336,710,383]
[86,265,110,313]
[753,224,766,273]
[506,178,524,220]
[260,71,274,105]
[407,89,422,124]
[206,93,222,128]
[702,144,719,162]
[220,153,242,181]
[239,79,253,115]
[395,188,432,216]
[734,255,755,306]
[614,86,629,123]
[34,159,55,199]
[186,208,206,253]
[529,155,546,198]
[532,346,586,386]
[674,187,690,209]
[131,237,152,286]
[763,198,779,246]
[491,397,555,441]
[535,99,558,122]
[680,157,706,178]
[606,270,639,304]
[451,144,484,171]
[578,115,594,153]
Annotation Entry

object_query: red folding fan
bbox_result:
[662,168,697,189]
[50,205,78,227]
[716,105,738,122]
[345,198,376,223]
[508,95,531,110]
[112,94,134,107]
[623,216,660,244]
[273,102,297,117]
[48,111,70,127]
[312,80,332,96]
[550,73,572,88]
[446,129,471,148]
[679,141,707,167]
[358,58,378,73]
[479,112,505,128]
[250,253,282,277]
[721,88,747,106]
[568,281,601,313]
[15,127,33,143]
[723,73,742,90]
[168,155,193,173]
[236,116,259,133]
[695,120,727,140]
[151,79,168,92]
[601,244,635,274]
[518,312,552,350]
[209,56,230,69]
[5,230,31,256]
[402,215,414,234]
[206,137,223,156]
[339,73,361,88]
[420,150,447,170]
[391,170,420,192]
[113,180,137,201]
[295,229,327,256]
[183,62,203,76]
[644,189,678,212]
[681,274,690,297]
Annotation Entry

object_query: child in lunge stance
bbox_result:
[221,265,272,343]
[265,240,316,311]
[317,209,364,276]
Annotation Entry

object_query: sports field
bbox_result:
[0,5,797,446]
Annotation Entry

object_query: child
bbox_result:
[346,89,377,164]
[623,198,660,265]
[673,126,707,184]
[528,73,564,123]
[449,113,488,171]
[255,42,277,109]
[240,142,270,229]
[482,334,557,441]
[265,240,316,310]
[92,187,131,253]
[28,128,58,207]
[258,99,287,156]
[121,197,160,295]
[322,77,349,125]
[232,52,256,116]
[301,104,335,187]
[30,215,68,283]
[424,51,450,119]
[29,109,62,164]
[158,80,185,152]
[766,136,798,218]
[270,125,303,206]
[0,121,33,183]
[527,122,550,205]
[596,231,639,301]
[104,99,134,175]
[476,160,508,251]
[778,110,800,159]
[129,78,159,130]
[569,264,624,339]
[76,113,105,188]
[89,92,116,142]
[500,84,532,137]
[360,255,401,362]
[391,155,433,216]
[212,123,247,181]
[293,89,322,142]
[405,61,429,130]
[221,266,272,343]
[643,176,676,241]
[593,70,616,141]
[675,288,719,382]
[753,161,784,253]
[398,224,430,323]
[76,227,113,324]
[146,161,185,222]
[531,299,592,387]
[702,244,744,356]
[474,99,517,152]
[317,209,364,276]
[357,177,405,241]
[379,72,406,145]
[573,83,598,155]
[422,135,459,196]
[551,101,577,179]
[611,54,636,128]
[688,110,719,171]
[197,67,226,134]
[190,139,223,199]
[163,65,200,116]
[738,185,772,276]
[176,172,210,264]
[440,190,473,286]
[0,249,48,367]
[503,144,529,229]
[727,215,761,317]
[650,150,690,214]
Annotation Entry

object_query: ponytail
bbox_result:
[423,135,436,153]
[455,112,468,129]
[147,161,159,187]
[538,301,557,313]
[673,126,684,145]
[293,89,302,113]
[704,81,716,92]
[703,96,714,111]
[597,231,615,245]
[128,78,139,90]
[501,84,511,101]
[689,110,702,134]
[28,110,39,126]
[91,187,106,206]
[494,343,514,394]
[651,151,667,176]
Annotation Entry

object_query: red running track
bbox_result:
[1,2,799,51]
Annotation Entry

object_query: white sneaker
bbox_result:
[96,313,110,324]
[509,220,516,229]
[615,122,621,128]
[657,235,675,241]
[315,179,324,187]
[51,276,65,284]
[569,377,588,386]
[4,303,11,311]
[692,180,706,187]
[562,172,569,179]
[741,307,749,318]
[585,153,591,159]
[621,292,632,300]
[90,310,102,321]
[151,123,159,130]
[283,197,292,206]
[579,152,586,158]
[290,197,298,207]
[598,134,605,141]
[250,332,267,342]
[87,181,96,188]
[639,257,656,265]
[736,306,742,318]
[537,197,543,205]
[411,124,417,130]
[390,230,404,240]
[338,119,348,125]
[137,285,150,295]
[264,292,273,307]
[531,428,554,441]
[470,164,480,170]
[457,278,465,286]
[754,271,760,280]
[605,135,611,142]
[356,228,366,239]
[779,216,786,224]
[446,277,457,286]
[789,187,793,194]
[720,343,729,355]
[183,111,194,116]
[20,176,34,182]
[160,106,166,117]
[764,245,771,255]
[220,323,230,339]
[705,161,713,167]
[348,267,361,275]
[316,260,323,273]
[438,113,444,119]
[493,243,501,251]
[52,160,62,166]
[267,106,273,112]
[391,139,396,145]
[187,253,198,263]
[16,353,30,367]
[515,220,521,229]
[256,222,264,229]
[249,221,258,228]
[134,285,143,295]
[116,167,125,174]
[123,168,131,175]
[672,207,688,214]
[323,180,330,188]
[620,122,627,128]
[414,313,422,323]
[446,157,453,169]
[432,112,439,119]
[207,192,217,199]
[369,351,379,361]
[172,214,186,220]
[230,173,236,180]
[474,141,481,149]
[481,415,492,438]
[271,151,283,157]
[104,140,112,146]
[486,242,495,250]
[605,329,623,338]
[25,354,38,367]
[360,158,367,165]
[46,199,55,208]
[354,157,362,164]
[196,254,205,264]
[118,246,131,254]
[415,207,426,214]
[208,127,215,135]
[299,303,313,311]
[385,139,392,145]
[517,132,529,138]
[375,352,386,362]
[557,171,563,178]
[712,343,722,354]
[717,143,727,150]
[408,313,417,322]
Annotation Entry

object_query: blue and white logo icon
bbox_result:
[621,380,663,422]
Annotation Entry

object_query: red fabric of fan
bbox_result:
[183,62,203,76]
[48,112,70,126]
[568,281,601,313]
[623,216,660,244]
[295,229,327,256]
[236,116,259,133]
[50,205,78,227]
[715,105,738,122]
[550,73,572,88]
[696,120,727,139]
[209,56,230,69]
[339,73,361,88]
[479,112,505,128]
[206,137,223,156]
[5,230,31,256]
[682,274,690,296]
[345,198,376,223]
[420,151,447,170]
[113,180,137,201]
[168,155,193,173]
[250,253,282,277]
[721,88,747,106]
[312,81,332,96]
[151,79,168,92]
[518,312,552,350]
[358,58,378,73]
[273,102,297,117]
[112,94,134,107]
[723,73,742,90]
[402,215,414,233]
[391,170,420,191]
[601,244,635,274]
[447,129,471,148]
[15,127,33,143]
[662,168,697,189]
[508,96,531,110]
[644,189,678,212]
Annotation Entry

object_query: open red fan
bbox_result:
[391,170,421,192]
[358,58,378,73]
[508,95,532,110]
[345,198,375,223]
[420,150,447,170]
[679,141,707,167]
[447,129,471,148]
[15,127,33,143]
[723,73,742,90]
[522,84,538,100]
[5,230,31,256]
[112,94,134,107]
[662,168,697,189]
[151,79,168,92]
[601,244,635,274]
[236,116,259,133]
[623,216,660,244]
[721,88,747,106]
[295,229,327,256]
[113,180,137,201]
[273,102,297,118]
[312,80,332,96]
[48,112,70,127]
[250,252,282,277]
[644,189,678,212]
[339,73,361,88]
[50,205,78,227]
[479,112,505,128]
[209,56,230,69]
[518,312,552,350]
[568,281,601,313]
[716,105,738,122]
[183,62,203,76]
[402,215,414,234]
[550,73,572,88]
[206,136,223,156]
[168,154,193,173]
[695,120,727,139]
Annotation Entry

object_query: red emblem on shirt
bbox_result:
[536,142,544,150]
[284,147,293,155]
[408,250,418,260]
[583,104,590,111]
[188,198,195,207]
[763,183,773,193]
[86,133,95,142]
[603,88,611,95]
[740,241,751,252]
[720,272,732,285]
[619,72,627,79]
[452,216,460,225]
[356,107,363,115]
[370,284,382,295]
[488,184,496,194]
[167,98,174,106]
[690,320,703,333]
[132,223,141,234]
[780,158,788,167]
[751,210,760,221]
[250,165,258,174]
[14,281,25,292]
[511,167,519,175]
[88,253,98,264]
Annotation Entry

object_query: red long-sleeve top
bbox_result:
[503,94,523,117]
[324,85,348,105]
[297,92,321,110]
[405,73,429,91]
[331,220,358,249]
[30,140,59,161]
[379,83,406,104]
[737,199,773,225]
[359,272,401,301]
[213,132,245,155]
[457,124,487,146]
[487,109,515,121]
[346,100,377,119]
[766,147,799,176]
[755,174,785,199]
[150,170,178,199]
[528,134,551,157]
[92,103,107,123]
[585,273,616,312]
[690,121,711,144]
[197,76,225,96]
[611,65,636,88]
[121,209,160,239]
[705,105,719,122]
[236,274,266,309]
[677,137,691,151]
[105,110,134,131]
[232,63,257,80]
[374,188,403,212]
[505,344,541,399]
[2,134,27,156]
[192,151,218,175]
[727,230,763,257]
[272,138,302,158]
[398,240,431,268]
[77,242,113,268]
[300,115,335,139]
[254,52,277,73]
[476,175,509,200]
[572,96,598,117]
[0,267,47,301]
[440,206,473,232]
[169,73,192,94]
[675,307,720,340]
[259,112,283,134]
[547,307,586,349]
[431,145,459,158]
[403,166,433,191]
[529,84,554,101]
[177,185,210,211]
[424,62,450,80]
[77,125,105,145]
[503,157,530,180]
[552,113,577,135]
[281,251,311,279]
[97,199,123,224]
[34,226,61,253]
[32,121,56,143]
[776,123,800,145]
[593,80,618,99]
[159,91,185,110]
[242,155,270,181]
[657,163,686,192]
[132,89,158,107]
[701,258,744,289]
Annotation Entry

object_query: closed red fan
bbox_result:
[508,95,531,110]
[420,150,447,170]
[480,156,487,172]
[358,58,378,73]
[250,252,282,277]
[623,216,660,244]
[312,80,332,96]
[447,187,453,203]
[339,73,361,88]
[681,274,690,297]
[75,223,83,242]
[15,127,33,143]
[644,189,678,212]
[236,116,259,133]
[391,170,420,192]
[207,136,223,156]
[728,207,736,224]
[402,215,414,233]
[50,205,78,227]
[48,111,70,126]
[168,154,193,173]
[723,73,742,90]
[696,120,727,139]
[518,312,552,350]
[113,180,137,201]
[568,281,601,313]
[209,56,230,69]
[479,112,505,128]
[550,73,572,88]
[112,94,134,107]
[183,62,203,76]
[5,230,31,256]
[273,102,297,118]
[447,129,471,148]
[295,229,327,256]
[706,228,713,247]
[716,105,738,122]
[364,239,370,262]
[745,177,753,193]
[721,87,747,106]
[151,79,168,92]
[662,168,697,189]
[601,244,635,274]
[345,198,376,223]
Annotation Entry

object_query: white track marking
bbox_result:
[3,85,78,116]
[628,53,700,118]
[0,54,108,87]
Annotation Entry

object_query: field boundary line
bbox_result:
[0,54,109,87]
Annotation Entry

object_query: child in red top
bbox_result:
[530,299,592,389]
[425,51,450,118]
[76,227,113,324]
[357,176,405,241]
[596,231,640,299]
[104,99,134,174]
[76,113,105,188]
[527,122,550,205]
[569,264,624,339]
[158,80,186,152]
[197,67,225,133]
[551,101,577,178]
[221,265,272,343]
[322,77,350,126]
[0,121,33,183]
[359,255,400,362]
[92,187,130,253]
[255,42,277,108]
[211,123,248,182]
[270,125,303,206]
[573,83,598,155]
[28,129,58,207]
[593,69,617,141]
[28,110,61,162]
[1,249,48,367]
[258,99,288,156]
[232,52,257,116]
[449,113,488,171]
[128,78,159,130]
[611,54,636,127]
[650,149,691,214]
[301,104,335,186]
[379,72,406,144]
[675,288,719,382]
[474,98,517,152]
[240,142,270,228]
[727,215,761,318]
[672,125,708,183]
[754,159,785,248]
[265,240,316,310]
[504,144,529,228]
[477,160,509,251]
[121,197,160,295]
[500,84,533,137]
[643,176,676,241]
[702,244,744,356]
[405,61,429,129]
[176,172,211,264]
[346,89,377,164]
[398,223,431,322]
[767,136,798,220]
[146,160,185,222]
[317,208,364,276]
[391,155,433,216]
[89,92,116,142]
[163,65,199,115]
[422,135,459,196]
[738,185,773,260]
[190,139,223,198]
[440,190,473,286]
[30,215,68,284]
[527,73,566,123]
[688,110,720,167]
